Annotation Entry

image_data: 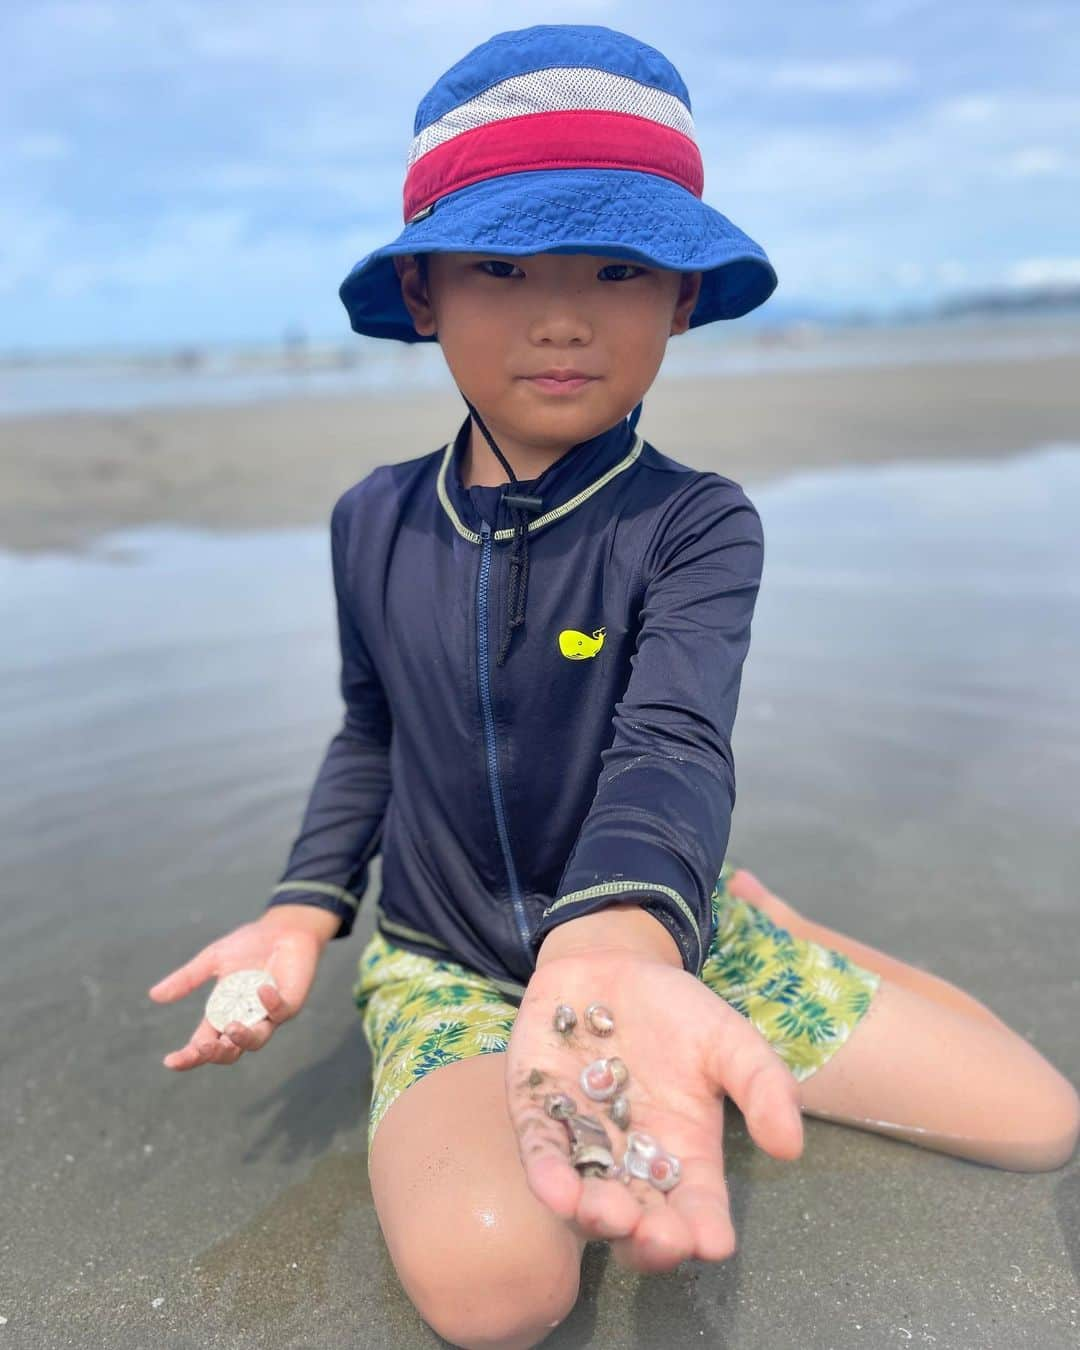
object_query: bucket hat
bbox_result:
[338,23,778,342]
[338,24,778,666]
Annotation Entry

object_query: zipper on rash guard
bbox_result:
[477,518,533,966]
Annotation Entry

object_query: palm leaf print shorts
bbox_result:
[352,859,882,1153]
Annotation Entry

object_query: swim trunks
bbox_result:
[352,859,882,1153]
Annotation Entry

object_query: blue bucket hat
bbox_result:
[338,23,778,342]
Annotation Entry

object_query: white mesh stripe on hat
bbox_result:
[408,67,697,169]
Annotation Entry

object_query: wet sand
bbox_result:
[2,351,1079,1347]
[2,352,1079,553]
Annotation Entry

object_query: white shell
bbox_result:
[580,1058,620,1102]
[647,1153,682,1192]
[625,1129,660,1160]
[584,1003,615,1036]
[623,1148,651,1180]
[205,969,278,1032]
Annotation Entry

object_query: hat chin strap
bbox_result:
[462,396,540,667]
[461,394,645,667]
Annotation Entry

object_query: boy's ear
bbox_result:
[393,254,438,338]
[669,270,703,337]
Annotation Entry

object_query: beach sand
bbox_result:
[3,352,1079,554]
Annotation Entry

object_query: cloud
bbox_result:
[1006,257,1080,287]
[45,209,252,298]
[0,204,68,294]
[12,132,71,162]
[1000,146,1074,177]
[769,60,914,93]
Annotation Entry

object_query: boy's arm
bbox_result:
[262,490,393,940]
[531,479,764,977]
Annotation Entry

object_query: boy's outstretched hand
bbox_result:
[505,944,804,1272]
[147,905,337,1069]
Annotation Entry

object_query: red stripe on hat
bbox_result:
[403,109,703,223]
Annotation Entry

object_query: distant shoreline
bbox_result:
[3,352,1079,556]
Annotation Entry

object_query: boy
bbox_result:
[149,24,1078,1348]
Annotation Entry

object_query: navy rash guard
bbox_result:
[263,410,765,1002]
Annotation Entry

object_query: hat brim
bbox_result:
[338,167,777,343]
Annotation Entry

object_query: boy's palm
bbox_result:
[505,949,804,1271]
[148,918,322,1068]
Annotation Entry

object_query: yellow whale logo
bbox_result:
[558,626,606,660]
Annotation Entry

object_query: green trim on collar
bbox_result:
[436,432,644,543]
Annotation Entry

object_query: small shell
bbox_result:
[584,1003,615,1036]
[553,1004,577,1035]
[622,1148,651,1181]
[647,1152,682,1192]
[625,1130,661,1160]
[570,1143,619,1178]
[543,1091,577,1121]
[609,1093,631,1131]
[562,1111,612,1154]
[608,1057,629,1089]
[580,1058,619,1102]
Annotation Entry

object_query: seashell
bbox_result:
[608,1057,628,1088]
[622,1147,651,1180]
[580,1057,620,1102]
[543,1091,577,1121]
[609,1093,631,1131]
[646,1152,682,1192]
[562,1112,611,1152]
[570,1143,619,1178]
[575,1109,607,1129]
[625,1130,661,1160]
[553,1004,577,1035]
[584,1003,615,1036]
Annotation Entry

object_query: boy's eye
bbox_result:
[474,260,646,281]
[476,260,522,278]
[597,263,645,281]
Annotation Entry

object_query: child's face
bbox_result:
[394,250,701,449]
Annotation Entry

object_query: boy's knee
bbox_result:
[414,1256,580,1349]
[1026,1069,1080,1171]
[986,1052,1080,1173]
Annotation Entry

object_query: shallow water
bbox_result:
[2,443,1077,941]
[2,445,1078,1345]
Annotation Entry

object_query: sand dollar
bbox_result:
[205,969,278,1032]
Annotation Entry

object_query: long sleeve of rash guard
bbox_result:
[262,490,393,939]
[531,478,764,977]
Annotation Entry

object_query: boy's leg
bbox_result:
[727,865,1011,1030]
[708,865,1080,1172]
[368,1053,585,1350]
[794,978,1080,1172]
[353,936,583,1349]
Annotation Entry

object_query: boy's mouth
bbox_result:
[521,369,599,395]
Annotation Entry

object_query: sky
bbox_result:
[3,0,1079,352]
